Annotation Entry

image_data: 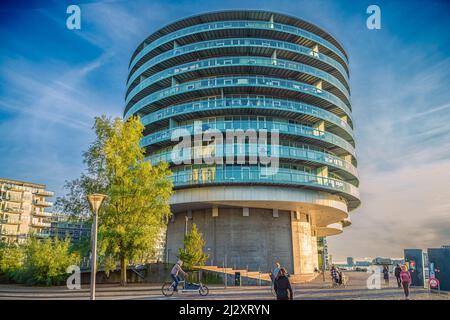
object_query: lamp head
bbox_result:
[87,193,107,214]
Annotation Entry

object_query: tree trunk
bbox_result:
[120,257,127,286]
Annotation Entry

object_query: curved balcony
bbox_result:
[140,97,354,141]
[126,56,350,107]
[342,217,352,227]
[126,38,349,91]
[171,166,360,210]
[317,222,343,236]
[146,144,359,182]
[126,76,352,123]
[129,20,349,73]
[141,120,356,158]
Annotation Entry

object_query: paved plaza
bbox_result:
[0,272,447,300]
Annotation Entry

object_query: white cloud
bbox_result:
[0,52,118,195]
[328,47,450,261]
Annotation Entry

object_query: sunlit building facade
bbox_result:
[0,178,53,243]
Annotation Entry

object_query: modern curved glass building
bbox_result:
[125,10,360,275]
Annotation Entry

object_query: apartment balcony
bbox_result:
[6,185,27,192]
[33,231,50,239]
[31,220,51,228]
[3,207,23,214]
[32,211,52,218]
[34,190,54,197]
[0,218,23,225]
[3,197,23,203]
[34,200,53,207]
[0,229,21,236]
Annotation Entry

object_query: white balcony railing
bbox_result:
[34,190,54,197]
[32,211,52,217]
[34,200,53,207]
[31,219,51,228]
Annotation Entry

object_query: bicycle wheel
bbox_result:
[162,282,175,296]
[199,285,209,296]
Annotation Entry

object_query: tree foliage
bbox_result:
[55,115,173,285]
[0,243,24,282]
[14,238,80,286]
[98,116,173,285]
[178,224,208,270]
[0,238,79,286]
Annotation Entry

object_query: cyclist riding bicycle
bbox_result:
[171,260,187,292]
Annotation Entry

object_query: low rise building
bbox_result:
[0,178,54,243]
[48,213,91,244]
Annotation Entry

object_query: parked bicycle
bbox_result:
[161,277,209,297]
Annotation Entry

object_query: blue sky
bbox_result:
[1,0,449,261]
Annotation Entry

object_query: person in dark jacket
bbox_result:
[394,264,402,288]
[383,266,389,286]
[273,268,293,300]
[330,265,339,285]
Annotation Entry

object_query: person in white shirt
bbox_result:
[171,260,187,291]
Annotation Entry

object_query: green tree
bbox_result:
[98,116,173,286]
[14,238,79,286]
[178,224,208,270]
[55,115,172,286]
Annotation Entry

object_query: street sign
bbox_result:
[429,278,439,289]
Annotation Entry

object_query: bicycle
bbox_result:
[161,276,209,297]
[331,274,349,288]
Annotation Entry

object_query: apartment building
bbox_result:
[0,178,54,243]
[48,213,91,244]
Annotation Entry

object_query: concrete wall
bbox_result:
[167,207,318,274]
[290,212,316,274]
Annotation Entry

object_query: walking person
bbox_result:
[400,265,412,299]
[170,260,187,292]
[337,268,343,286]
[394,264,402,288]
[330,265,339,286]
[273,268,293,300]
[383,266,389,286]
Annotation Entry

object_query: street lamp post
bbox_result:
[87,193,106,301]
[322,249,326,282]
